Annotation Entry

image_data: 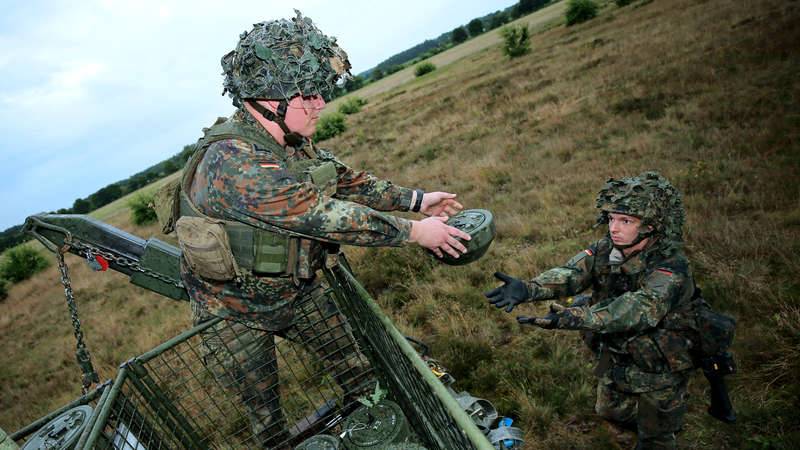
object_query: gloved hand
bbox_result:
[517,304,566,329]
[485,272,530,312]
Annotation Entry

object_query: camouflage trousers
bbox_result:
[595,375,688,450]
[192,278,373,448]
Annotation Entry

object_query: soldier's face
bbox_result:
[285,94,326,137]
[608,213,643,246]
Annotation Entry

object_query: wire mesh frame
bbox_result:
[323,262,493,450]
[77,261,492,449]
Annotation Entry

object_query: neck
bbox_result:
[244,100,288,146]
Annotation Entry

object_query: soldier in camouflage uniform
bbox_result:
[486,172,694,450]
[177,11,471,448]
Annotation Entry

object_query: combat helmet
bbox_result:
[595,171,685,249]
[221,10,351,107]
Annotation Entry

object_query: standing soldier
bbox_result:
[169,11,470,448]
[485,172,695,449]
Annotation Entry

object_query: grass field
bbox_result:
[2,0,799,448]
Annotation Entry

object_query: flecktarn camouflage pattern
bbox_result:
[221,10,351,106]
[595,171,685,246]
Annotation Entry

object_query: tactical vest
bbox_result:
[587,241,697,376]
[179,118,338,281]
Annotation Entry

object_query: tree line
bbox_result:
[329,0,553,101]
[0,144,196,253]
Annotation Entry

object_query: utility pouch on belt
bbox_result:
[175,216,240,281]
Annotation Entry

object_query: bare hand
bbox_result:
[409,216,471,258]
[420,192,463,218]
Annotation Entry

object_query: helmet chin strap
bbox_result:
[247,100,306,148]
[611,229,653,251]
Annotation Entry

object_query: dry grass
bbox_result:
[2,0,799,447]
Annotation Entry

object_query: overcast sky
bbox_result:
[0,0,513,230]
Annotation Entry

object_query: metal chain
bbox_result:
[70,240,185,289]
[53,237,185,394]
[55,249,99,394]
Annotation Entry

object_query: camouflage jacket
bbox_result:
[529,237,695,391]
[180,113,414,330]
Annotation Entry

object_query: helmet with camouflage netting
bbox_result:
[221,10,351,107]
[596,171,685,247]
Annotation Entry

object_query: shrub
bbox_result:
[615,0,634,5]
[414,62,436,77]
[0,246,50,283]
[566,0,599,26]
[500,24,531,58]
[314,113,347,142]
[128,193,158,226]
[338,96,368,115]
[0,278,8,300]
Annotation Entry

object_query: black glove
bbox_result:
[485,272,530,312]
[516,304,565,329]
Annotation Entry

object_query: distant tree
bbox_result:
[451,26,468,44]
[467,18,484,37]
[89,184,123,209]
[56,208,72,214]
[371,68,385,81]
[128,193,157,226]
[517,0,548,17]
[345,75,364,93]
[566,0,598,25]
[162,160,179,175]
[489,12,508,29]
[338,97,368,115]
[414,62,437,77]
[615,0,634,5]
[0,246,50,283]
[0,277,8,300]
[178,144,195,163]
[500,24,531,58]
[72,198,91,214]
[314,113,347,142]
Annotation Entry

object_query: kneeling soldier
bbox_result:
[486,172,695,450]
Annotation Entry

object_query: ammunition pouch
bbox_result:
[176,216,240,281]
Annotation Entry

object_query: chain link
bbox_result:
[70,240,185,289]
[55,250,99,394]
[54,237,185,393]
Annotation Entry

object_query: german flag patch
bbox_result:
[655,268,673,276]
[259,162,281,169]
[584,249,594,256]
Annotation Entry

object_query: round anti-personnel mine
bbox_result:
[341,400,411,449]
[429,209,496,266]
[295,434,341,450]
[21,405,93,450]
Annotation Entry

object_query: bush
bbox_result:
[500,24,531,58]
[414,62,437,77]
[615,0,634,5]
[314,113,347,142]
[129,193,158,226]
[0,246,50,283]
[566,0,599,25]
[338,97,368,115]
[0,278,8,301]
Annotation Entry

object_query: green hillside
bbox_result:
[2,0,798,447]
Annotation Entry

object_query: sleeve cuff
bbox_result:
[398,187,415,211]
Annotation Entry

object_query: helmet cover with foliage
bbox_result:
[221,10,351,107]
[596,171,685,247]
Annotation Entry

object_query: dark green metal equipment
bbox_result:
[13,214,494,449]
